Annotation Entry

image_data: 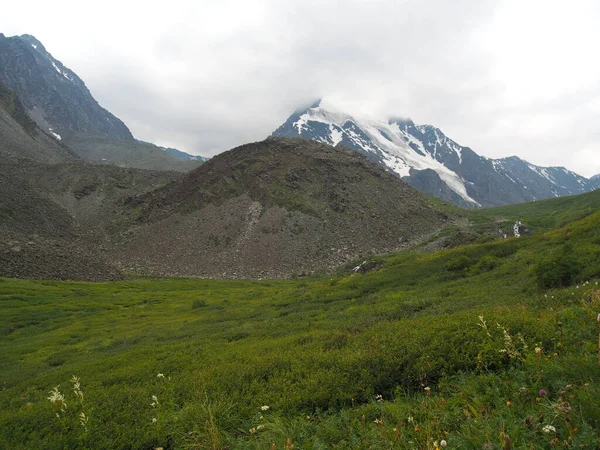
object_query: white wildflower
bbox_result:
[79,412,88,428]
[71,376,83,401]
[543,425,556,433]
[440,440,447,447]
[48,386,67,410]
[157,373,165,378]
[477,315,491,336]
[260,405,270,411]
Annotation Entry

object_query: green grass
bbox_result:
[468,188,600,233]
[2,196,600,448]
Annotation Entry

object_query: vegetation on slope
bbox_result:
[1,191,600,448]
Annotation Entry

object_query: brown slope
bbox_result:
[111,138,453,278]
[0,155,124,281]
[0,153,180,281]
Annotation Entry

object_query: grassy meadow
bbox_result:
[2,191,600,449]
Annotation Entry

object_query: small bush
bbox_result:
[534,243,581,289]
[446,255,474,272]
[192,299,207,309]
[470,255,499,275]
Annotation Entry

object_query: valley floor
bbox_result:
[2,199,600,449]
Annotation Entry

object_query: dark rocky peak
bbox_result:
[17,34,47,52]
[389,117,415,131]
[499,155,525,163]
[0,33,133,140]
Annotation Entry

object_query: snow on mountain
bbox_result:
[271,100,597,207]
[274,102,479,206]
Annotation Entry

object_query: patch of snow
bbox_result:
[293,114,308,134]
[31,44,37,49]
[329,124,342,146]
[51,61,62,75]
[450,143,463,164]
[48,129,61,141]
[49,59,74,82]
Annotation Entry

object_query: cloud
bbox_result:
[1,0,599,176]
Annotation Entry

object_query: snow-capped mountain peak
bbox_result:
[271,102,598,207]
[273,102,480,206]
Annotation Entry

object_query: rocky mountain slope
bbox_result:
[0,154,123,281]
[0,80,79,163]
[0,84,182,280]
[272,101,599,207]
[109,138,453,278]
[0,154,181,281]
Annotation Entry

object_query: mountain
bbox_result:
[160,146,208,162]
[0,34,203,172]
[0,33,132,140]
[109,137,454,278]
[0,80,79,163]
[271,101,597,207]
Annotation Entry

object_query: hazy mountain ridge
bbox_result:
[62,133,202,172]
[159,145,208,162]
[271,101,598,207]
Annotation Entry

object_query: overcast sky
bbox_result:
[2,0,600,176]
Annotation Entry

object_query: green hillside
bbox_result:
[1,192,600,449]
[469,188,600,233]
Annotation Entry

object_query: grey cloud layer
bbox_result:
[2,0,599,176]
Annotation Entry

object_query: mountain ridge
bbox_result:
[0,34,133,140]
[0,33,204,172]
[271,101,599,207]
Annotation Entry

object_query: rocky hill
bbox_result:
[271,101,599,207]
[109,138,453,278]
[0,153,181,281]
